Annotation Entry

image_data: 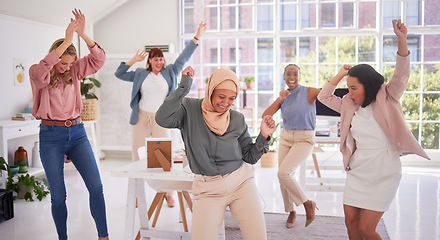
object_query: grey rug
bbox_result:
[225,211,389,240]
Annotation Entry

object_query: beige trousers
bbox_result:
[131,109,172,197]
[191,163,267,240]
[131,109,169,162]
[277,129,315,212]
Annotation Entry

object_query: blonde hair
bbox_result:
[48,38,77,88]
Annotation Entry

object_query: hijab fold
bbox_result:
[201,69,239,135]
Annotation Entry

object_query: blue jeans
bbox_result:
[39,122,108,240]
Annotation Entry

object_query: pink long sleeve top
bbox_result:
[317,53,430,170]
[29,43,105,121]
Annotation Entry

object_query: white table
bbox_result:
[300,136,345,192]
[111,161,196,240]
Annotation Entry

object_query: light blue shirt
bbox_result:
[280,85,316,130]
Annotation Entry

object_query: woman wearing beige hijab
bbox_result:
[156,66,276,240]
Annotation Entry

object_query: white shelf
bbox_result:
[0,119,41,189]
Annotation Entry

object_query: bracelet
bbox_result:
[194,36,199,41]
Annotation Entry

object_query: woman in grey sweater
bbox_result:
[156,66,276,240]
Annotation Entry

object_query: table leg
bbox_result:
[177,191,189,232]
[182,191,193,212]
[312,153,323,185]
[125,178,137,240]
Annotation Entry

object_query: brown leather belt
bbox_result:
[41,118,81,127]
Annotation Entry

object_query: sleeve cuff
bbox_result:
[255,133,270,153]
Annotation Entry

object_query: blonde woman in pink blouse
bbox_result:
[318,19,429,240]
[29,9,109,240]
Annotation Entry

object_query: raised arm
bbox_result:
[72,9,95,48]
[262,90,290,117]
[191,21,207,45]
[114,50,147,82]
[155,66,194,128]
[385,19,410,100]
[55,18,77,57]
[393,19,408,57]
[317,65,352,113]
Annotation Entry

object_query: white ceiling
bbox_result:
[0,0,131,27]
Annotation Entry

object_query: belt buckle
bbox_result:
[65,120,73,127]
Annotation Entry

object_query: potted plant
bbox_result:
[244,76,255,90]
[0,157,49,201]
[259,123,279,168]
[18,161,28,173]
[80,77,101,121]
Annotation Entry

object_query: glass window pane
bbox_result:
[319,36,336,63]
[299,37,316,63]
[425,0,440,25]
[238,39,255,63]
[220,39,236,63]
[423,64,440,91]
[184,0,195,7]
[318,65,334,87]
[406,0,421,26]
[203,39,219,64]
[238,66,256,85]
[221,6,237,30]
[359,35,376,62]
[258,93,273,117]
[423,94,440,121]
[205,0,218,5]
[407,64,422,92]
[407,122,420,141]
[280,37,297,63]
[281,0,297,2]
[257,38,273,63]
[320,3,335,27]
[258,66,274,91]
[258,0,273,2]
[184,8,195,34]
[186,39,202,65]
[407,36,421,62]
[340,2,354,27]
[424,35,440,61]
[222,0,236,4]
[239,0,252,3]
[301,65,317,88]
[205,7,219,30]
[280,4,297,30]
[338,36,356,62]
[301,3,316,28]
[257,5,273,31]
[359,2,376,29]
[422,123,439,149]
[402,93,421,121]
[382,65,395,84]
[239,6,253,30]
[383,1,400,28]
[383,36,398,62]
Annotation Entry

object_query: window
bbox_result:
[181,0,440,149]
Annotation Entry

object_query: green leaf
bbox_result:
[24,192,33,202]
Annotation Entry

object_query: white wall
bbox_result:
[0,14,65,120]
[94,0,180,54]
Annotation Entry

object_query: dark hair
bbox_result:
[284,64,300,75]
[348,64,384,107]
[146,48,166,71]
